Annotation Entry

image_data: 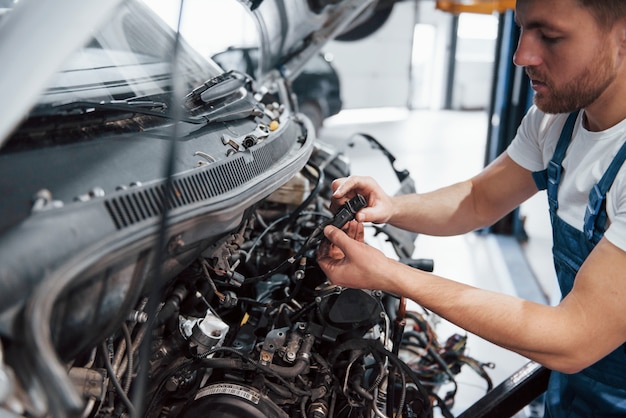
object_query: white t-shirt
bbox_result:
[507,105,626,252]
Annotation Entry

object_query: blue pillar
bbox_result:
[484,9,533,237]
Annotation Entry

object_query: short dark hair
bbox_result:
[578,0,626,28]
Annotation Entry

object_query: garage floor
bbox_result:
[318,108,555,417]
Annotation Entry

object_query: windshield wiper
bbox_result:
[35,70,266,126]
[35,91,264,126]
[184,70,264,124]
[33,100,206,124]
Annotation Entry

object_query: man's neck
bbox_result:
[584,75,626,132]
[584,104,626,132]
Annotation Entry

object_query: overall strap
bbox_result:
[583,140,626,240]
[532,111,579,213]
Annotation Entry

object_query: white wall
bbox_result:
[145,0,259,57]
[452,13,498,110]
[324,2,498,111]
[409,0,455,110]
[323,1,417,109]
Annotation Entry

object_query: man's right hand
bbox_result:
[317,221,396,292]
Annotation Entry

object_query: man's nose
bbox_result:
[513,33,541,67]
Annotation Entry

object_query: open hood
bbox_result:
[0,0,398,150]
[248,0,378,81]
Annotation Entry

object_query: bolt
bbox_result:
[165,376,179,392]
[128,310,148,323]
[168,235,184,254]
[89,187,105,198]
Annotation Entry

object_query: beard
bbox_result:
[527,46,617,114]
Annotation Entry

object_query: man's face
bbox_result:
[513,0,619,114]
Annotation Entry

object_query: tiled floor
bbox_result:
[318,108,555,416]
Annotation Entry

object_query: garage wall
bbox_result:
[323,2,417,109]
[409,1,455,110]
[452,14,498,110]
[324,2,497,111]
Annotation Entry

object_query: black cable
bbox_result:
[205,347,312,397]
[130,1,186,416]
[458,356,494,391]
[401,330,459,401]
[242,233,312,284]
[380,346,433,418]
[395,366,407,418]
[245,213,291,262]
[121,323,134,394]
[284,162,324,227]
[143,359,197,417]
[242,164,328,284]
[330,338,446,418]
[432,392,455,418]
[101,342,136,417]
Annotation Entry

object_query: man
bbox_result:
[317,0,626,416]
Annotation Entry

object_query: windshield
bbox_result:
[2,0,224,153]
[37,1,223,107]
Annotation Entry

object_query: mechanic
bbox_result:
[317,0,626,416]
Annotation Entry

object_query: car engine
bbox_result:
[0,141,493,417]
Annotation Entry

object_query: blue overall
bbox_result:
[532,112,626,417]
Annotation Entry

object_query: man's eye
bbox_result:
[541,34,561,44]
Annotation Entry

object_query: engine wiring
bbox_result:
[241,161,331,285]
[169,154,495,418]
[400,310,495,408]
[23,151,496,418]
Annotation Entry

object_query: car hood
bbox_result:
[250,0,377,81]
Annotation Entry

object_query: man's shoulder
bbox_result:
[522,106,573,135]
[517,106,574,147]
[507,107,575,171]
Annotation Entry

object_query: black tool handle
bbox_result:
[330,194,367,229]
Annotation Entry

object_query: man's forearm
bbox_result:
[387,261,607,374]
[388,181,489,236]
[387,154,538,236]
